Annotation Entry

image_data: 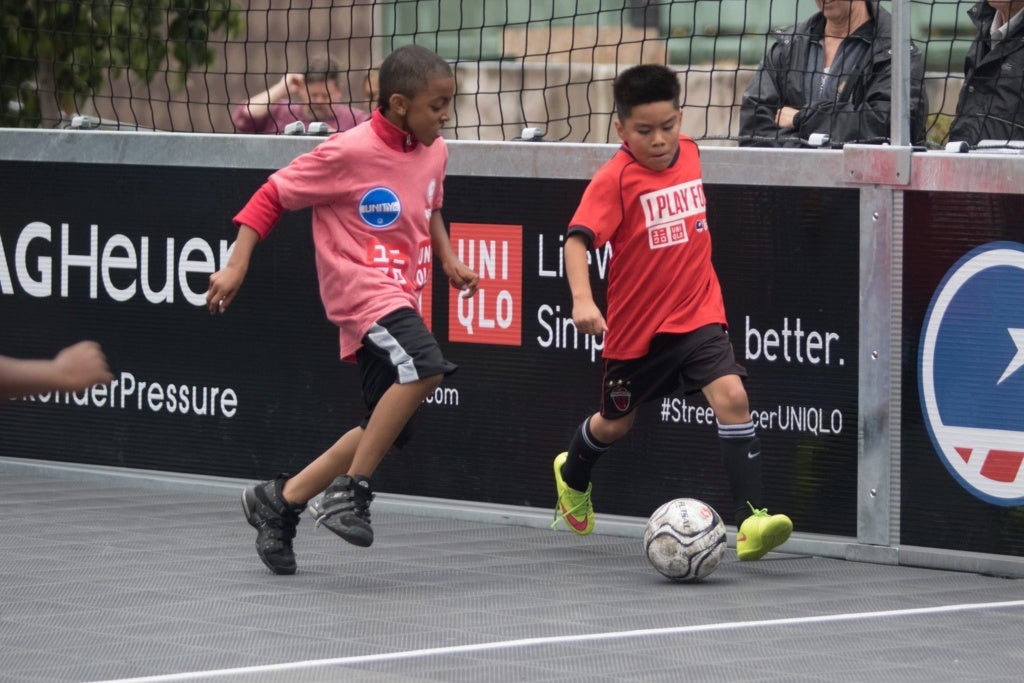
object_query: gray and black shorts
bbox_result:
[355,307,457,445]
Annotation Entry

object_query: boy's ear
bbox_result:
[613,117,625,141]
[388,93,409,116]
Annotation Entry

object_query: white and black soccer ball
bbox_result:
[643,498,727,582]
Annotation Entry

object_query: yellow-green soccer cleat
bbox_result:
[737,504,792,561]
[551,452,595,535]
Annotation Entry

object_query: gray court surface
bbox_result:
[3,458,1024,683]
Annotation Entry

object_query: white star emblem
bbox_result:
[997,328,1024,385]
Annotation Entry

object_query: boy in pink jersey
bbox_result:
[551,64,792,561]
[207,45,478,574]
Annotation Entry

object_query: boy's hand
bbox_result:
[572,299,607,337]
[53,341,113,390]
[444,260,479,298]
[206,264,247,315]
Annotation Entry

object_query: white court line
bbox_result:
[93,599,1024,683]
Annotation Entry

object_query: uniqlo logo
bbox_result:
[650,226,669,247]
[647,219,689,250]
[449,223,522,346]
[366,240,410,285]
[415,239,433,331]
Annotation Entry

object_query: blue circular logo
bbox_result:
[919,241,1024,506]
[358,187,401,228]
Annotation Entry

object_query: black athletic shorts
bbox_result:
[355,307,457,445]
[599,323,746,420]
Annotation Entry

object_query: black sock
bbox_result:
[561,417,611,491]
[718,421,761,527]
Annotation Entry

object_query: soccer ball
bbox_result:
[643,498,727,582]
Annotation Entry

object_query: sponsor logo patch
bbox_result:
[919,241,1024,506]
[448,223,523,346]
[609,380,632,412]
[359,187,401,228]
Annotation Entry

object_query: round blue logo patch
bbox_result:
[919,241,1024,506]
[358,187,401,228]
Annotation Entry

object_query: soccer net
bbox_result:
[0,0,972,147]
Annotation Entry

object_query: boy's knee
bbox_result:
[592,412,634,443]
[705,377,750,420]
[721,389,749,412]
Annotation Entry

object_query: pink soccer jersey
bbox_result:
[268,111,447,359]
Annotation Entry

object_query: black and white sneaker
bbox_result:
[306,475,374,547]
[241,475,303,575]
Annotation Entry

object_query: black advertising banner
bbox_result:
[0,162,350,479]
[903,191,1024,555]
[0,161,858,536]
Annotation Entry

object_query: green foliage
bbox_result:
[0,0,243,127]
[926,113,954,149]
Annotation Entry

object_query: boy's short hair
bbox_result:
[378,45,454,111]
[613,64,681,120]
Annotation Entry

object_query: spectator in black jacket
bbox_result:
[740,0,927,147]
[948,1,1024,146]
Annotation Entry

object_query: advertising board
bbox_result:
[0,162,858,535]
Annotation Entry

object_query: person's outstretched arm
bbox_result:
[208,176,286,314]
[0,341,113,399]
[429,211,478,297]
[207,225,260,314]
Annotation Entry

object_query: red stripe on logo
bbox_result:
[980,450,1024,483]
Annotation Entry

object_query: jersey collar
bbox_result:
[371,109,419,153]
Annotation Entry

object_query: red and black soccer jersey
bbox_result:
[568,136,726,360]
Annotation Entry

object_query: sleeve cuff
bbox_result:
[567,225,595,245]
[791,109,803,131]
[233,181,283,240]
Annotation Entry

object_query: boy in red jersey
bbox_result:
[552,64,792,561]
[207,45,478,574]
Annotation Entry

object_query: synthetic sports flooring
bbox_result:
[2,456,1024,683]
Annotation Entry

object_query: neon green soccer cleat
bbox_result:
[551,452,594,535]
[737,504,792,561]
